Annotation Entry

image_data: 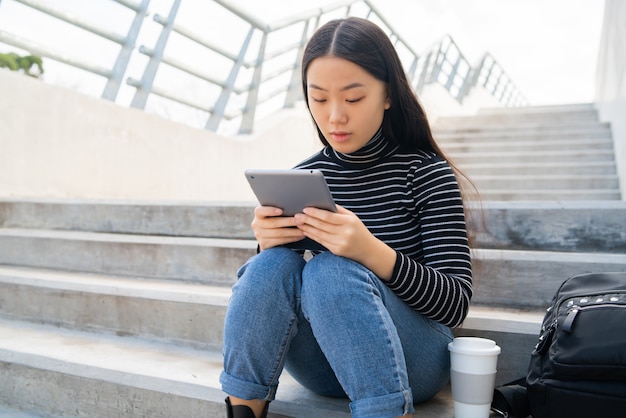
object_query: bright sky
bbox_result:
[233,0,606,105]
[392,0,606,105]
[0,0,606,107]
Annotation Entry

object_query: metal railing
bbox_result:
[0,0,527,134]
[415,35,526,107]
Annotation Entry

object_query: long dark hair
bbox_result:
[301,17,484,240]
[302,17,443,157]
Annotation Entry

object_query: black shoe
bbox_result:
[225,397,269,418]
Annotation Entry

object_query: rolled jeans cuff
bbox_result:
[219,370,277,402]
[349,389,414,418]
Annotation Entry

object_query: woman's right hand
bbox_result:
[252,206,306,251]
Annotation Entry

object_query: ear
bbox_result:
[384,87,391,110]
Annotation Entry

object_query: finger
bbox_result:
[254,205,283,218]
[301,207,341,226]
[294,212,329,233]
[335,204,351,214]
[295,216,339,247]
[258,225,304,239]
[256,215,296,228]
[304,204,353,219]
[256,226,305,249]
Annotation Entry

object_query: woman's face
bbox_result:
[306,56,390,154]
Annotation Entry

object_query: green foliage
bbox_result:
[0,52,44,78]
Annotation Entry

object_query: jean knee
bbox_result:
[238,246,304,279]
[305,251,370,284]
[301,253,369,314]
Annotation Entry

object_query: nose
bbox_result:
[329,102,348,125]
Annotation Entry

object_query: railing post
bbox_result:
[102,0,150,101]
[130,0,181,109]
[458,54,484,103]
[445,54,462,98]
[414,51,432,94]
[238,31,267,134]
[283,19,311,109]
[480,56,495,89]
[457,67,475,103]
[205,26,255,132]
[429,40,446,84]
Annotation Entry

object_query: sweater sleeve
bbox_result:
[385,160,473,328]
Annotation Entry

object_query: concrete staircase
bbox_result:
[433,103,622,201]
[0,197,624,417]
[0,104,624,417]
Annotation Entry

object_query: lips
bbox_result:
[330,131,351,142]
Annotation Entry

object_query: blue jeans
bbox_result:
[220,247,452,418]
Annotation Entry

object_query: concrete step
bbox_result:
[0,265,543,353]
[436,117,600,132]
[0,319,351,418]
[477,103,597,117]
[448,148,617,164]
[2,194,620,415]
[436,119,605,135]
[1,229,624,299]
[0,260,611,386]
[433,103,621,200]
[471,174,619,190]
[2,199,624,253]
[0,407,41,418]
[0,308,539,418]
[471,249,626,308]
[0,265,229,350]
[476,189,622,200]
[0,320,458,418]
[469,201,626,254]
[478,103,596,114]
[459,161,617,176]
[0,199,255,239]
[436,127,612,143]
[1,201,624,292]
[440,137,614,153]
[0,228,256,285]
[438,103,600,127]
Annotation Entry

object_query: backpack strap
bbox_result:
[491,378,531,418]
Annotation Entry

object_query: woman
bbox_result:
[221,17,473,418]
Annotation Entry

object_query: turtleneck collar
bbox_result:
[324,127,399,169]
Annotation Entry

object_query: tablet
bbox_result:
[244,169,337,251]
[244,169,337,216]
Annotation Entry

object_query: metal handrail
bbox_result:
[0,0,149,100]
[0,0,527,134]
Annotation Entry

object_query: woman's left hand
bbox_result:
[294,205,366,258]
[294,205,396,280]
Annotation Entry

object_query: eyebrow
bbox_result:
[308,82,366,92]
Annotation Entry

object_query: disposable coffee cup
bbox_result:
[448,337,501,418]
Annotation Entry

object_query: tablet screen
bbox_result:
[244,169,336,251]
[244,169,336,216]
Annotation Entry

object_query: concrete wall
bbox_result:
[0,67,501,202]
[0,68,321,202]
[595,0,626,199]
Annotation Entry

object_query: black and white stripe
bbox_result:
[295,131,472,327]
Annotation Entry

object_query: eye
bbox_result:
[346,97,364,103]
[311,97,326,103]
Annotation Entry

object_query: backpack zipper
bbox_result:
[535,318,558,353]
[562,302,626,334]
[536,292,626,352]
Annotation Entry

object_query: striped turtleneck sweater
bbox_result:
[295,129,472,328]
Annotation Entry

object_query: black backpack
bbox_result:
[492,272,626,418]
